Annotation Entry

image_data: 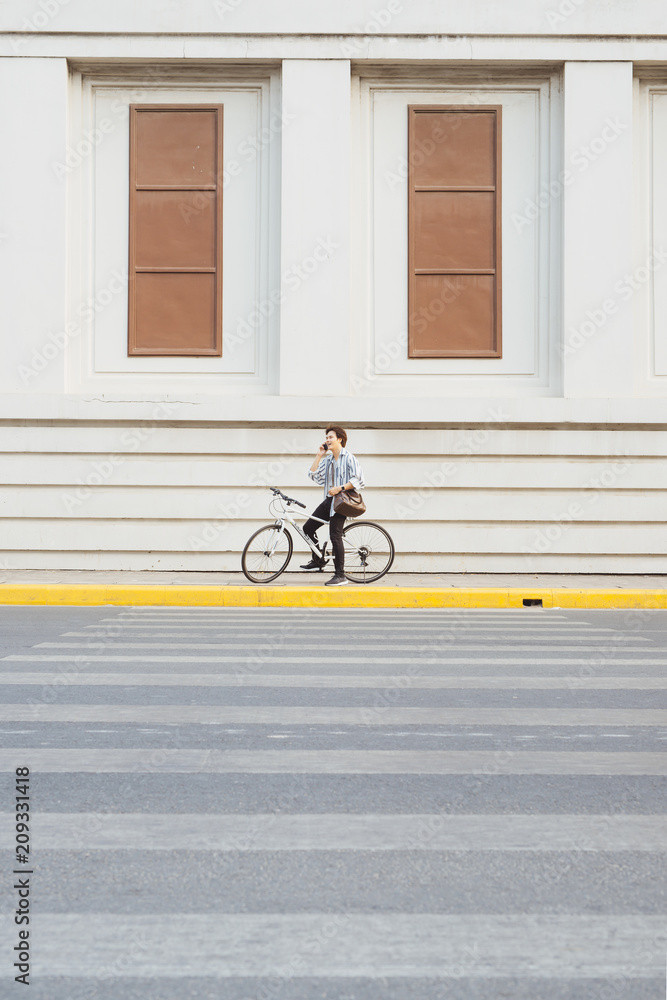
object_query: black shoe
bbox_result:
[300,557,327,570]
[325,574,349,586]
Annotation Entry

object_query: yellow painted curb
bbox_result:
[549,588,667,609]
[0,584,665,609]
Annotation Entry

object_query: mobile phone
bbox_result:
[323,442,328,451]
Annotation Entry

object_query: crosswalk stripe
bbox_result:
[42,635,639,650]
[5,654,663,668]
[2,704,666,725]
[0,913,663,978]
[2,812,663,851]
[0,749,663,773]
[1,672,665,688]
[76,624,614,634]
[16,640,656,653]
[104,607,576,616]
[68,625,635,636]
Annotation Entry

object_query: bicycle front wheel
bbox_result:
[342,521,395,583]
[241,525,293,583]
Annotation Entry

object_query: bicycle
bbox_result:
[241,487,395,584]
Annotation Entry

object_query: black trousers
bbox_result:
[303,498,346,575]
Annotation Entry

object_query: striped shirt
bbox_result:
[308,447,365,514]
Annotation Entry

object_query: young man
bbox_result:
[302,425,365,586]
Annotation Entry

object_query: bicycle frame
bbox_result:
[264,502,327,559]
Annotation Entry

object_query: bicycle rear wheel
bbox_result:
[342,521,395,583]
[241,525,293,583]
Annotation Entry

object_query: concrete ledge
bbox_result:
[1,584,667,609]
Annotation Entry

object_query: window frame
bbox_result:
[407,104,502,359]
[127,103,224,357]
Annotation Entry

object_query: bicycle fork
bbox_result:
[264,523,285,557]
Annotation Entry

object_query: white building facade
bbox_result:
[1,0,667,573]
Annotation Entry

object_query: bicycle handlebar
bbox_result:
[269,487,306,509]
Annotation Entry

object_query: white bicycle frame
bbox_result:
[264,498,329,559]
[245,489,393,584]
[245,490,393,583]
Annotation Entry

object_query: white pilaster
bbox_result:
[562,62,634,397]
[279,60,350,397]
[0,58,69,394]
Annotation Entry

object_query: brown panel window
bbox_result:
[128,105,223,356]
[408,106,502,358]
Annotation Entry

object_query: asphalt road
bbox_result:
[0,605,666,999]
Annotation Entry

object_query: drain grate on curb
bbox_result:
[522,598,543,607]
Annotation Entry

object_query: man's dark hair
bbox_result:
[326,425,347,447]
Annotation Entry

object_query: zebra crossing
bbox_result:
[0,606,665,999]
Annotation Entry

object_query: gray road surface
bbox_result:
[0,605,665,1000]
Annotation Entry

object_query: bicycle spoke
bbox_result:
[242,526,292,583]
[342,522,394,583]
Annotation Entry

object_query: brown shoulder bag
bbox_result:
[330,460,366,517]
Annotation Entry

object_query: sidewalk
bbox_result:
[0,570,666,608]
